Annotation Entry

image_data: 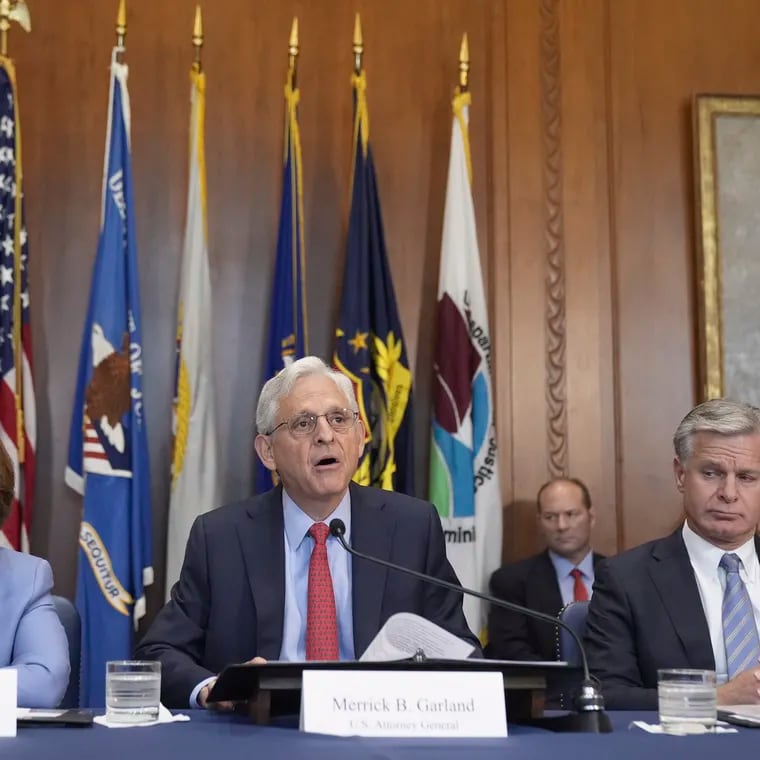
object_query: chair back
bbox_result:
[52,595,81,708]
[556,600,589,666]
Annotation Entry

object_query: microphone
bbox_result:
[329,517,611,734]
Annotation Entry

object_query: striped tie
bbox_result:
[720,553,760,679]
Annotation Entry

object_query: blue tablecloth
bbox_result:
[7,711,757,759]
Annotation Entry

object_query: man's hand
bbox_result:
[198,679,233,710]
[199,657,268,711]
[717,666,760,705]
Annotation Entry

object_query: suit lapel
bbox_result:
[237,488,285,660]
[649,530,715,668]
[537,551,564,614]
[349,484,392,657]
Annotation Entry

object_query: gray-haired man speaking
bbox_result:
[137,356,479,708]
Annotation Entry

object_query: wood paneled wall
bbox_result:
[12,0,760,617]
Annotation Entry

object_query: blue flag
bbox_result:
[333,71,414,495]
[255,75,307,494]
[65,55,152,707]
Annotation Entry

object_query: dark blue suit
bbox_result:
[487,550,605,661]
[136,483,479,707]
[585,530,760,709]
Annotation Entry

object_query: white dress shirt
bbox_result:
[682,520,760,684]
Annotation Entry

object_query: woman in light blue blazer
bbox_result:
[0,442,69,707]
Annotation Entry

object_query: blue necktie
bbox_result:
[720,553,760,679]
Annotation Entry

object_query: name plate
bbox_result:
[300,669,507,737]
[0,669,17,737]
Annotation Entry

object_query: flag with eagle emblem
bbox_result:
[65,53,152,708]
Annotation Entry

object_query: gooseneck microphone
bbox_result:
[328,517,611,734]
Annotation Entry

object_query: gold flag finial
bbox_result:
[0,1,11,56]
[458,32,469,91]
[0,0,31,57]
[192,5,203,71]
[116,0,127,49]
[288,16,299,85]
[352,13,363,74]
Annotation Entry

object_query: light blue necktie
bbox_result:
[720,553,760,679]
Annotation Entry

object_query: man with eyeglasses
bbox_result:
[485,477,603,661]
[137,356,479,708]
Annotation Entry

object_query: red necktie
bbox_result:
[570,568,588,602]
[305,523,339,660]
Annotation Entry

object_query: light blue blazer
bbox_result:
[0,548,70,707]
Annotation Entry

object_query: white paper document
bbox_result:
[359,612,475,662]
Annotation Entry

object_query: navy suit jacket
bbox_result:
[486,550,604,661]
[585,530,760,710]
[136,483,480,707]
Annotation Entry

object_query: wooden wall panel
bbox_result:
[609,0,760,549]
[558,0,616,555]
[502,0,547,560]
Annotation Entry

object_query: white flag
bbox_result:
[166,68,220,598]
[429,90,502,634]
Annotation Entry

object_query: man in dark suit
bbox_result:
[486,477,603,660]
[585,399,760,709]
[136,356,478,708]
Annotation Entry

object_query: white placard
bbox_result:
[300,670,507,738]
[0,669,17,738]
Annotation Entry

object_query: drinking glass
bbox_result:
[105,660,161,724]
[657,668,716,734]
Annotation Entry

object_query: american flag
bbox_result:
[0,61,35,551]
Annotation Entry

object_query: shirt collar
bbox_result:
[682,519,759,582]
[282,488,352,551]
[548,548,594,579]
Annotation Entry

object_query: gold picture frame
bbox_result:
[694,95,760,402]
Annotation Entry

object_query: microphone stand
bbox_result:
[329,518,612,733]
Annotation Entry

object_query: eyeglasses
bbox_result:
[267,408,359,437]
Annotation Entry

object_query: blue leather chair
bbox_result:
[52,595,81,708]
[556,600,589,666]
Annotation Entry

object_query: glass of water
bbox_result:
[657,668,716,734]
[106,660,161,724]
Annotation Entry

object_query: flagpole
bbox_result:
[453,33,473,187]
[115,0,126,61]
[458,32,469,93]
[288,16,298,89]
[351,14,369,159]
[192,4,202,74]
[352,13,363,75]
[0,0,10,56]
[0,1,31,57]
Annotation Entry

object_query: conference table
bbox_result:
[8,710,758,759]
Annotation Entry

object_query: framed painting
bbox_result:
[694,95,760,403]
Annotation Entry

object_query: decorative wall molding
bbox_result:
[540,0,567,478]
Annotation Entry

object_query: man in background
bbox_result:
[486,477,604,660]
